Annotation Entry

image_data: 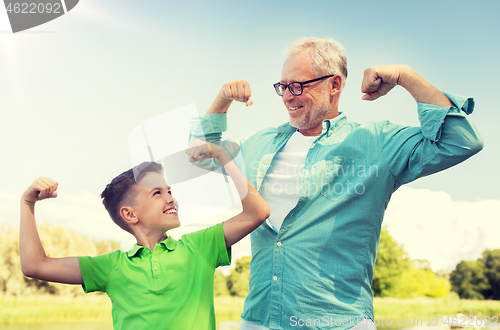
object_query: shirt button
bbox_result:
[153,258,158,262]
[273,276,278,281]
[154,267,159,271]
[277,242,281,247]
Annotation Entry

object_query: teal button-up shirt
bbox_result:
[189,92,483,329]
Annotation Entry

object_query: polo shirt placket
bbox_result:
[151,245,163,288]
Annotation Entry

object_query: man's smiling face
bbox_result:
[280,49,333,135]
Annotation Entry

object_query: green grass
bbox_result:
[374,295,500,326]
[0,295,244,324]
[2,294,500,326]
[214,296,245,321]
[0,294,112,324]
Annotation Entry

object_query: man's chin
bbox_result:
[289,117,305,129]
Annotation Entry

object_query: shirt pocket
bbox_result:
[317,155,369,202]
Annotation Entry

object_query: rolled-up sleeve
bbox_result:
[382,92,483,187]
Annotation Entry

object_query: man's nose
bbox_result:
[282,87,295,102]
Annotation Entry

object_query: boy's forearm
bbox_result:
[218,152,269,247]
[206,93,233,114]
[206,80,253,114]
[220,155,270,221]
[19,200,48,278]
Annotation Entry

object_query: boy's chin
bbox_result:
[167,221,181,231]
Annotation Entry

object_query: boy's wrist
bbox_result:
[21,197,36,206]
[216,152,232,165]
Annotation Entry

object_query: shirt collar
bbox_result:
[321,113,346,136]
[126,236,177,257]
[277,122,297,133]
[159,236,177,251]
[127,244,144,258]
[276,113,347,136]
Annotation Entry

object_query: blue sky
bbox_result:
[1,0,499,271]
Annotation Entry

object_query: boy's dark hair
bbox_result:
[101,162,163,234]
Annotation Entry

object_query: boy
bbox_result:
[20,141,270,329]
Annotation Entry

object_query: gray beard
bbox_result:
[289,103,330,130]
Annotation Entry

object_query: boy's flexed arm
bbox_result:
[20,177,83,284]
[186,140,270,247]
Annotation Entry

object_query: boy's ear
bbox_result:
[120,206,139,225]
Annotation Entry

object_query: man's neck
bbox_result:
[297,127,322,136]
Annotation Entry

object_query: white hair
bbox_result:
[284,37,347,87]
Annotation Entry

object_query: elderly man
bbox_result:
[189,37,483,330]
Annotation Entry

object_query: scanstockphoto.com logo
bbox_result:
[3,0,78,33]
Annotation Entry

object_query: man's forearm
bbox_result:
[397,66,453,108]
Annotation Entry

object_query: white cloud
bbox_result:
[384,186,500,271]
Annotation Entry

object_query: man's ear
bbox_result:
[120,206,139,225]
[330,75,342,96]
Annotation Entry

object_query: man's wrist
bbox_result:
[393,65,413,89]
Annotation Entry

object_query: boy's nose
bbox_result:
[163,194,174,204]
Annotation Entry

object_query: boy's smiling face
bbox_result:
[132,171,180,233]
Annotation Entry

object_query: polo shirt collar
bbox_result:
[126,236,177,257]
[127,244,144,258]
[159,236,177,251]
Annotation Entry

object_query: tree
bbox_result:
[449,249,500,300]
[482,249,500,300]
[389,267,451,298]
[372,227,450,298]
[372,227,411,297]
[214,270,229,296]
[227,256,251,297]
[0,221,120,297]
[450,260,490,299]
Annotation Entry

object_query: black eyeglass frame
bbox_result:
[273,75,334,96]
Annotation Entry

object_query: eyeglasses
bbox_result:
[273,75,334,96]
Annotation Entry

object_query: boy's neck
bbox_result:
[135,231,168,251]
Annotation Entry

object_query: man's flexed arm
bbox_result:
[361,65,453,108]
[20,177,83,285]
[361,65,483,185]
[206,80,253,114]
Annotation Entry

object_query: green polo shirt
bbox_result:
[78,222,231,329]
